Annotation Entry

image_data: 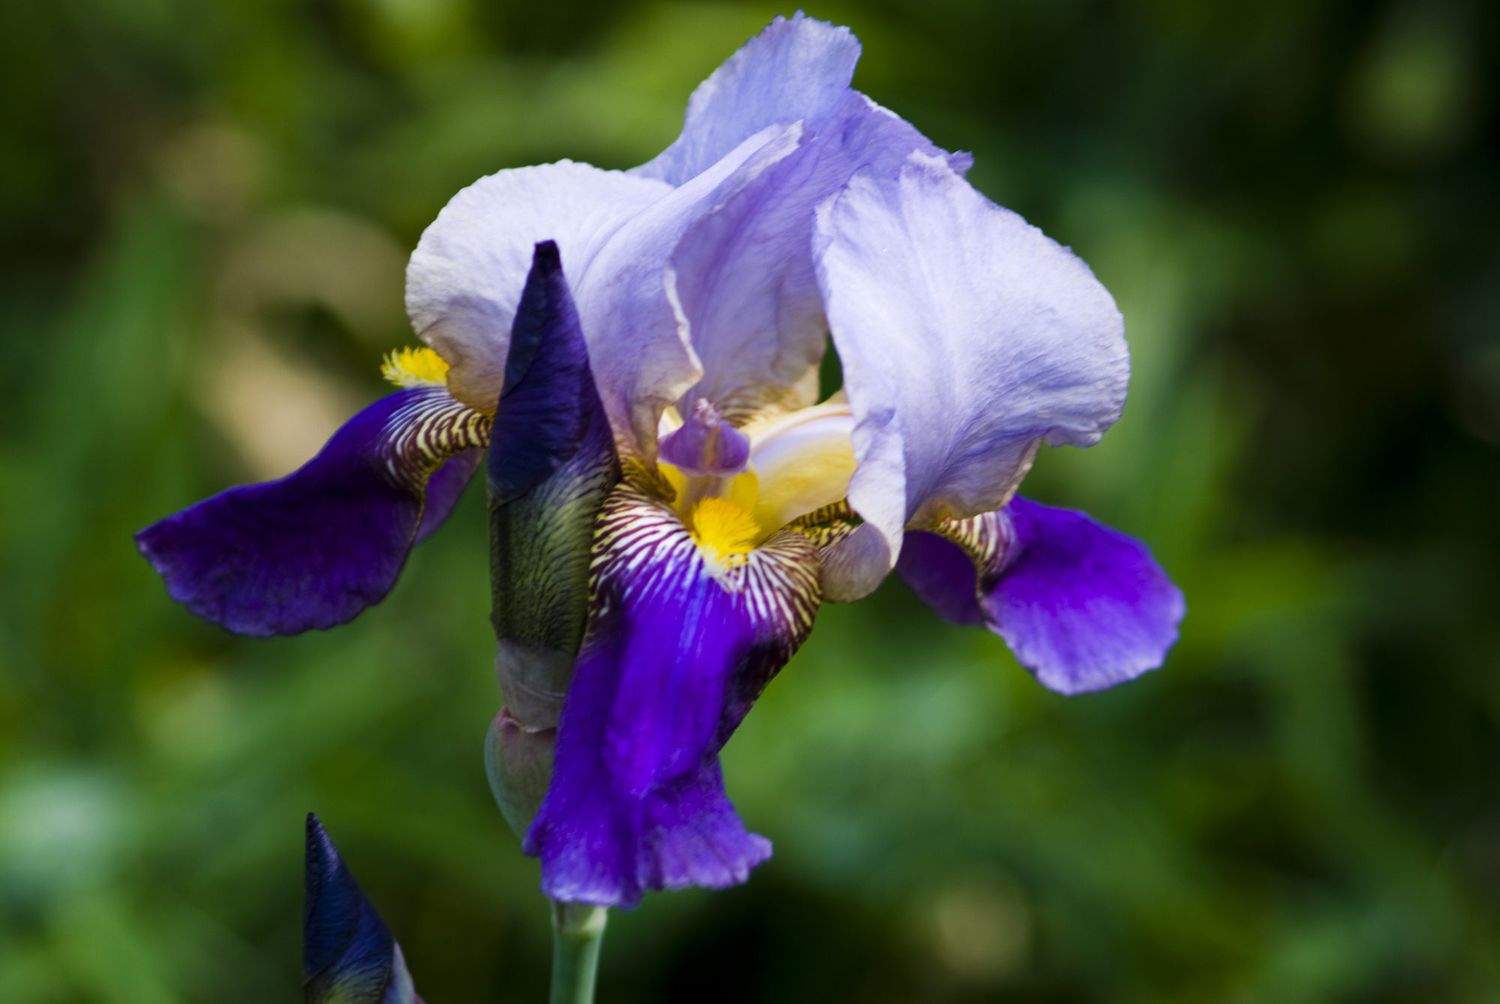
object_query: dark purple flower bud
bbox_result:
[486,244,620,836]
[303,814,421,1004]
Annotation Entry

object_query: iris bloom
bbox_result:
[139,15,1182,909]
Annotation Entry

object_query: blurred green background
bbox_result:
[3,0,1497,1001]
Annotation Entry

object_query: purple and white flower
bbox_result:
[138,15,1183,909]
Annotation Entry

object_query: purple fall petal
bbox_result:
[639,758,771,891]
[526,621,773,908]
[899,498,1183,694]
[416,450,483,542]
[524,487,819,907]
[896,527,987,627]
[136,387,487,636]
[990,498,1184,693]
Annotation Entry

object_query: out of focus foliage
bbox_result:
[2,1,1497,1001]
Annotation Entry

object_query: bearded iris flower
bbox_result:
[138,15,1182,910]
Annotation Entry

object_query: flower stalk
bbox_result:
[549,902,607,1004]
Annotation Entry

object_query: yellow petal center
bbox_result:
[689,497,762,565]
[381,346,450,388]
[661,402,856,564]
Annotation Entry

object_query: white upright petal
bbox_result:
[814,153,1128,600]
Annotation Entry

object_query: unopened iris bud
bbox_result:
[488,243,618,699]
[485,246,619,832]
[303,814,422,1004]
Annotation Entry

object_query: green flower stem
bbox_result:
[549,901,607,1004]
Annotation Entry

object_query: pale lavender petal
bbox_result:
[815,153,1128,600]
[577,124,803,454]
[637,16,974,418]
[405,162,669,412]
[408,131,805,457]
[634,13,860,186]
[898,498,1184,695]
[524,486,820,907]
[670,91,968,420]
[136,388,489,636]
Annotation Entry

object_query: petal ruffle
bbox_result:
[524,485,820,907]
[815,152,1129,600]
[304,814,421,1004]
[898,498,1184,694]
[633,13,860,187]
[136,388,488,636]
